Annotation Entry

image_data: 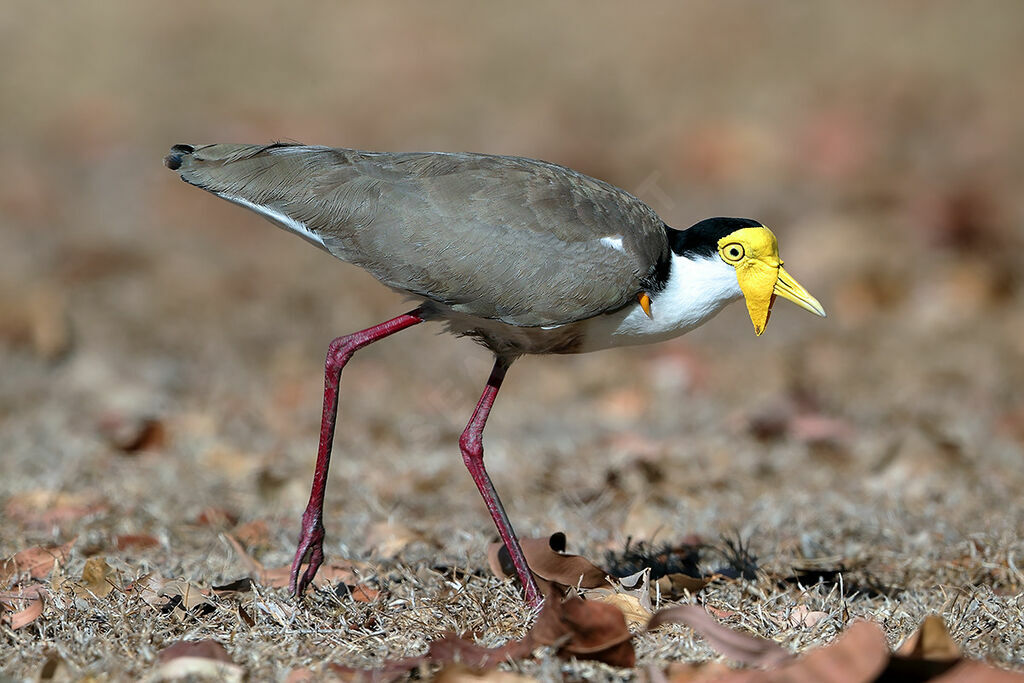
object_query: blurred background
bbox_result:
[2,1,1022,595]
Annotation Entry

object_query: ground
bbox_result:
[1,2,1023,680]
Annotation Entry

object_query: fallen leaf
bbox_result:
[98,413,166,453]
[0,585,46,630]
[286,667,317,683]
[115,534,161,551]
[328,592,636,677]
[0,540,75,585]
[232,519,271,549]
[132,574,213,616]
[488,533,608,592]
[435,664,536,682]
[648,604,791,668]
[656,573,712,600]
[768,620,889,683]
[73,556,115,599]
[154,639,243,682]
[931,659,1024,682]
[531,591,635,667]
[591,591,652,628]
[285,667,317,683]
[237,603,255,630]
[195,506,239,527]
[896,614,961,661]
[660,660,738,682]
[785,605,829,629]
[427,633,534,671]
[5,490,107,528]
[346,584,379,603]
[212,578,254,595]
[159,639,234,664]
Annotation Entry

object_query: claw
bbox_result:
[289,511,325,597]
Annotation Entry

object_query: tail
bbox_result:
[163,142,309,192]
[163,142,335,250]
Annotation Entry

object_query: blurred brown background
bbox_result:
[2,2,1023,669]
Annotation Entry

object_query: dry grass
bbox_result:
[2,2,1024,679]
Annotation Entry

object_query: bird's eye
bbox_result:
[722,243,745,262]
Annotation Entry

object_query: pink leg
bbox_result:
[460,358,543,608]
[290,310,424,596]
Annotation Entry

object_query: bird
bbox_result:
[164,142,825,607]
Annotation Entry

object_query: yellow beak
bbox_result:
[774,266,826,318]
[737,262,825,336]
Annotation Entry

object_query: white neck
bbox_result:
[580,253,742,352]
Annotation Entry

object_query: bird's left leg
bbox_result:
[290,309,425,596]
[459,357,543,608]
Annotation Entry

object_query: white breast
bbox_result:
[579,253,742,352]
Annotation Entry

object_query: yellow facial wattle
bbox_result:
[718,227,825,335]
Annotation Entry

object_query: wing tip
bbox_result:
[163,144,196,171]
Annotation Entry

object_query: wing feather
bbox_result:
[169,143,668,326]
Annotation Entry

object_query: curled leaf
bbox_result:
[648,604,791,668]
[531,592,636,667]
[0,585,46,630]
[487,533,608,592]
[73,556,115,599]
[772,620,889,682]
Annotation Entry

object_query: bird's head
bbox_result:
[714,221,826,335]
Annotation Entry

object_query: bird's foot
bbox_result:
[289,511,325,597]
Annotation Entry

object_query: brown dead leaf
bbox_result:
[768,620,889,683]
[155,639,243,682]
[896,614,961,662]
[73,556,115,599]
[98,413,166,453]
[0,585,46,630]
[488,533,608,592]
[5,490,107,528]
[285,667,317,683]
[0,540,75,585]
[931,660,1024,682]
[346,584,380,603]
[195,506,239,527]
[531,592,635,667]
[114,533,161,551]
[648,604,791,668]
[427,633,534,672]
[656,573,712,600]
[434,664,536,682]
[328,594,634,677]
[661,660,736,682]
[232,519,271,549]
[237,603,256,630]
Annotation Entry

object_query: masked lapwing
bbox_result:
[164,143,825,607]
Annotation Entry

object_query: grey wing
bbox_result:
[167,143,669,327]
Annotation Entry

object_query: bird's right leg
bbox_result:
[289,309,425,597]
